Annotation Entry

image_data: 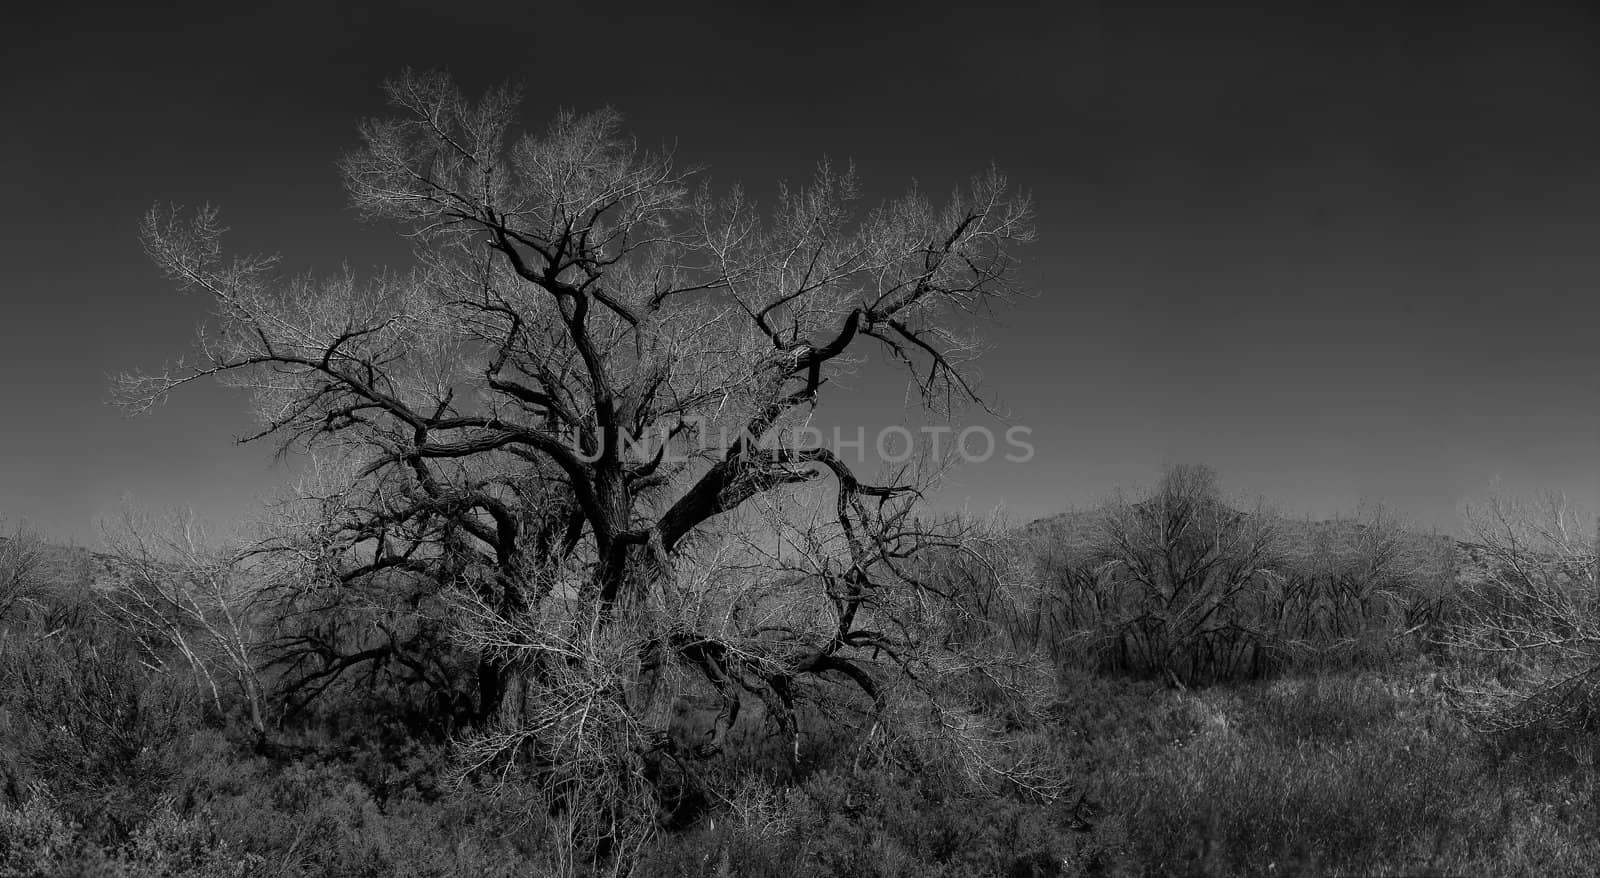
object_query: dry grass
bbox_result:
[1047,663,1600,876]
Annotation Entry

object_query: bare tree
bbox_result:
[120,68,1039,818]
[98,507,268,734]
[1440,492,1600,733]
[1046,464,1280,684]
[1266,503,1456,670]
[0,519,54,629]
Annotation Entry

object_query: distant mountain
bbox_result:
[1023,505,1460,573]
[0,535,135,594]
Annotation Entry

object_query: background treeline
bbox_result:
[1016,464,1457,684]
[2,465,1597,877]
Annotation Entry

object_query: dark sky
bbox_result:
[2,1,1595,545]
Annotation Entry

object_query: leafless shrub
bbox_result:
[1438,492,1600,733]
[1267,503,1456,671]
[0,519,63,629]
[446,600,657,854]
[1035,466,1451,683]
[3,627,200,843]
[1037,465,1280,684]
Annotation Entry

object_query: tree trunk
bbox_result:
[475,656,507,724]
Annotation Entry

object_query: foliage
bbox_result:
[638,763,1092,878]
[0,793,78,878]
[1077,668,1600,877]
[0,622,203,843]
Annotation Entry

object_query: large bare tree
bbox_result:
[122,70,1036,799]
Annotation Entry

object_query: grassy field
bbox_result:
[2,485,1596,877]
[1053,664,1600,876]
[9,657,1600,876]
[628,660,1600,877]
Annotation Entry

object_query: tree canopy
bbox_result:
[123,70,1038,803]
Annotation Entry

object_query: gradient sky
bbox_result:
[2,1,1595,545]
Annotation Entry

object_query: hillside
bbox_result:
[1025,505,1460,565]
[0,534,138,596]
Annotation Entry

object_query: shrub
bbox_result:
[1,626,202,843]
[0,793,78,878]
[1439,492,1600,735]
[1033,466,1452,684]
[640,764,1096,878]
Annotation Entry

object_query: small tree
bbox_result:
[1268,503,1456,670]
[1441,492,1600,733]
[1059,464,1280,684]
[99,508,268,734]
